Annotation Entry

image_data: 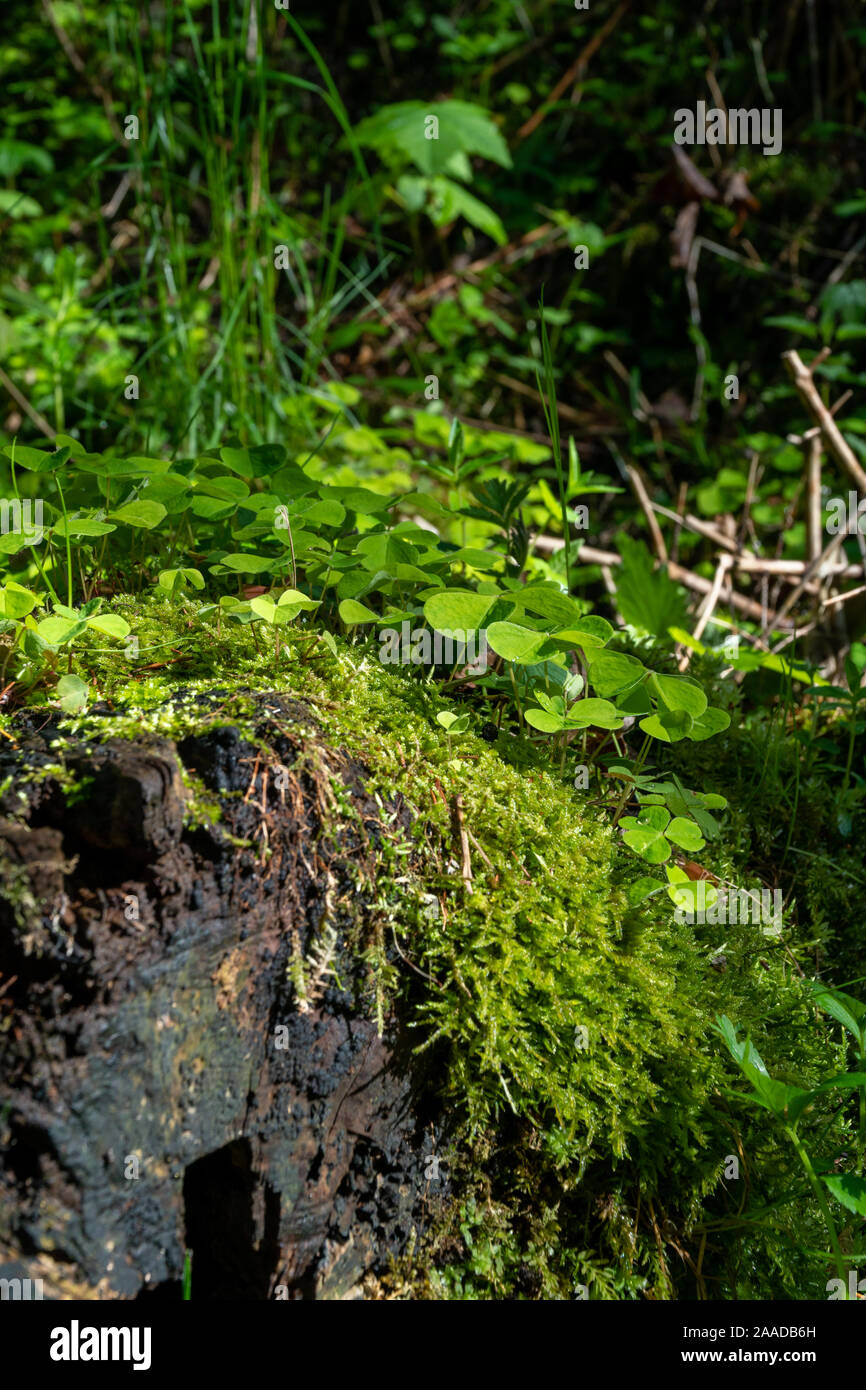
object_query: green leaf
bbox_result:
[437,710,469,733]
[666,817,705,853]
[353,99,511,180]
[628,876,666,907]
[53,517,116,538]
[0,582,39,619]
[615,684,653,716]
[428,176,507,245]
[665,864,718,915]
[338,599,379,625]
[647,671,708,718]
[688,706,731,741]
[620,806,672,864]
[37,614,87,646]
[524,708,565,734]
[86,613,130,639]
[811,984,866,1040]
[822,1174,866,1217]
[108,500,168,530]
[56,674,89,714]
[212,552,280,574]
[157,568,205,594]
[614,535,689,637]
[486,621,548,665]
[586,649,646,698]
[1,445,59,472]
[276,588,319,612]
[355,532,419,573]
[639,709,693,743]
[564,698,622,730]
[424,589,496,632]
[511,586,591,628]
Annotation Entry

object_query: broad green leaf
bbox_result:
[486,621,548,665]
[2,445,58,471]
[615,684,653,716]
[811,984,866,1040]
[437,711,469,733]
[56,674,89,713]
[212,552,280,574]
[37,614,87,645]
[564,698,623,730]
[665,864,718,915]
[628,876,666,907]
[424,589,496,632]
[586,649,647,697]
[356,532,419,573]
[86,613,130,639]
[339,599,379,625]
[614,535,689,637]
[647,671,708,718]
[428,176,507,245]
[666,817,705,853]
[108,500,167,530]
[250,597,278,624]
[550,616,614,651]
[621,805,672,863]
[822,1174,866,1217]
[0,581,39,619]
[353,99,512,180]
[524,708,565,734]
[53,517,116,538]
[276,588,319,611]
[157,568,205,593]
[688,706,731,741]
[639,709,693,743]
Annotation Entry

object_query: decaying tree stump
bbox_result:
[0,691,436,1299]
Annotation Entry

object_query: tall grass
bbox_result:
[93,2,390,454]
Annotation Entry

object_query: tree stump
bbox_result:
[0,692,434,1300]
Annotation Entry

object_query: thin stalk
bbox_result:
[785,1125,849,1295]
[536,296,572,594]
[54,475,74,608]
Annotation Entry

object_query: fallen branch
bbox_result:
[782,349,866,493]
[532,535,796,626]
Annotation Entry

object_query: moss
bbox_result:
[1,594,854,1299]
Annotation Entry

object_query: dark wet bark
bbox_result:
[0,693,436,1300]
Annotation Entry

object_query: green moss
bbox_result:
[2,595,853,1300]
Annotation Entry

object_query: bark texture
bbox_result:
[0,692,436,1300]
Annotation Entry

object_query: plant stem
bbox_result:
[786,1125,849,1295]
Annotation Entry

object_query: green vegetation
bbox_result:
[1,0,866,1301]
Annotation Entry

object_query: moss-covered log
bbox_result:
[0,693,435,1299]
[0,610,846,1299]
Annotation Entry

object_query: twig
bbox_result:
[782,349,866,493]
[627,464,668,563]
[805,434,823,563]
[533,535,796,626]
[0,366,55,438]
[823,585,866,609]
[680,555,733,670]
[516,1,632,142]
[453,795,473,887]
